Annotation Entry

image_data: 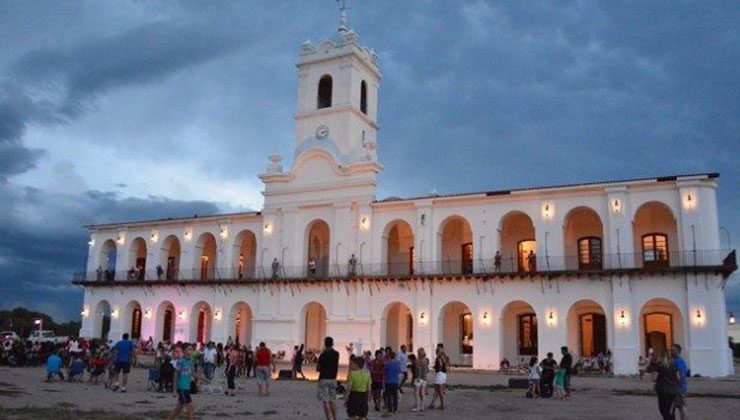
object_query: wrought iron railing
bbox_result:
[72,249,735,283]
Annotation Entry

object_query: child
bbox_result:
[46,350,64,381]
[554,368,566,399]
[167,345,198,420]
[159,355,175,392]
[89,352,107,382]
[527,356,540,398]
[345,356,371,420]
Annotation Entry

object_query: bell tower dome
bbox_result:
[260,6,382,208]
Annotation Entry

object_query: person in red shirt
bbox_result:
[254,342,275,396]
[367,350,386,412]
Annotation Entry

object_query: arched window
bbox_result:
[577,237,602,270]
[642,233,669,268]
[360,80,368,114]
[518,313,538,355]
[317,75,333,109]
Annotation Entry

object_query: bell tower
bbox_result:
[260,5,382,208]
[293,6,381,166]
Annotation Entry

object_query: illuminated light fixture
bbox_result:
[116,233,125,245]
[729,312,736,325]
[150,230,159,243]
[88,238,95,247]
[359,216,370,231]
[81,306,90,318]
[263,222,273,235]
[683,192,697,211]
[419,311,427,325]
[213,309,222,321]
[612,199,622,214]
[33,319,42,326]
[184,228,193,241]
[178,309,188,320]
[420,214,426,225]
[547,310,557,327]
[693,308,705,327]
[111,307,120,319]
[542,202,554,220]
[220,226,228,239]
[143,307,152,320]
[483,311,488,320]
[696,309,701,319]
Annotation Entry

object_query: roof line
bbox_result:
[84,210,261,229]
[374,172,719,203]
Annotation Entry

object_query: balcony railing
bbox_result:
[73,249,735,284]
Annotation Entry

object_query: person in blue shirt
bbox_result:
[383,349,402,414]
[111,333,137,392]
[671,344,689,420]
[68,355,86,382]
[167,344,198,420]
[46,350,64,381]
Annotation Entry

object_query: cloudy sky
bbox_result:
[1,0,738,322]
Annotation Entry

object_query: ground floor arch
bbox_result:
[382,302,413,351]
[229,302,253,346]
[567,300,607,358]
[155,301,176,343]
[439,301,473,366]
[501,300,538,363]
[301,302,327,353]
[123,300,142,340]
[92,300,112,340]
[190,301,212,345]
[640,298,684,356]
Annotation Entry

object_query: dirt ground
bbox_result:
[1,363,739,419]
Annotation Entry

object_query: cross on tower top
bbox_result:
[337,0,350,32]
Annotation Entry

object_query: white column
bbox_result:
[610,276,639,374]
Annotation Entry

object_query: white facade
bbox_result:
[77,19,736,377]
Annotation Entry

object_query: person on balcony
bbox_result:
[308,258,317,277]
[271,258,280,279]
[494,251,502,272]
[127,267,135,281]
[348,254,358,277]
[156,265,164,281]
[96,266,103,281]
[527,250,537,272]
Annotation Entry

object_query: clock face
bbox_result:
[315,124,330,139]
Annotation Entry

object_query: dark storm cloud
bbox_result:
[0,1,738,319]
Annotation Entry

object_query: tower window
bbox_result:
[317,75,333,109]
[360,80,368,114]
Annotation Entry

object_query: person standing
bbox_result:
[412,348,430,412]
[539,352,557,398]
[527,356,540,398]
[255,342,275,396]
[397,345,409,393]
[244,345,255,378]
[293,344,306,379]
[345,356,371,420]
[112,333,136,392]
[202,342,216,381]
[654,351,679,420]
[383,349,401,415]
[367,350,386,412]
[559,346,573,398]
[428,347,448,410]
[167,345,197,420]
[226,345,239,396]
[671,344,689,420]
[317,336,340,420]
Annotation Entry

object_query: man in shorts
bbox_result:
[254,342,275,396]
[316,336,340,420]
[167,345,196,420]
[111,333,136,392]
[671,344,689,420]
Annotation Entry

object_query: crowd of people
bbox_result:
[2,330,691,420]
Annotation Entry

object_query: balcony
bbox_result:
[72,249,736,286]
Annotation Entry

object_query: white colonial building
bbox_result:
[76,15,736,377]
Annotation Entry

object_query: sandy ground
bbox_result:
[1,363,739,419]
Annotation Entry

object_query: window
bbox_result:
[577,237,602,270]
[200,256,210,280]
[460,313,473,354]
[131,308,142,339]
[518,313,538,355]
[360,80,368,114]
[642,233,669,268]
[317,75,333,109]
[462,243,473,274]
